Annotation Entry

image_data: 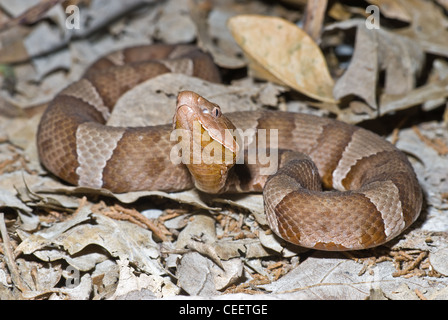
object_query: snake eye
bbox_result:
[212,107,221,118]
[201,106,221,118]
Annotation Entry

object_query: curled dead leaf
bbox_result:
[228,14,336,103]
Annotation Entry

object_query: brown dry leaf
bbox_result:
[366,0,411,22]
[328,2,352,21]
[380,77,448,116]
[2,0,448,301]
[332,23,378,110]
[155,0,196,43]
[0,0,153,64]
[16,206,165,276]
[188,0,246,69]
[212,238,270,260]
[328,19,424,116]
[429,248,448,276]
[111,259,179,299]
[188,0,302,69]
[213,193,266,226]
[0,25,30,64]
[228,14,336,103]
[377,28,424,96]
[436,0,448,10]
[176,252,220,296]
[259,251,448,299]
[0,0,64,31]
[176,252,243,295]
[175,214,217,249]
[393,0,448,57]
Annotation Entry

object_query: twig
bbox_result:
[0,154,21,175]
[412,126,448,155]
[303,0,328,42]
[390,116,409,145]
[0,212,27,292]
[114,204,171,241]
[73,196,88,215]
[94,202,171,241]
[414,288,427,300]
[158,209,185,222]
[392,251,428,277]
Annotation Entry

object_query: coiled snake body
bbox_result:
[37,44,422,251]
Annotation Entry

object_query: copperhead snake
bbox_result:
[37,44,423,251]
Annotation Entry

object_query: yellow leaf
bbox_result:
[228,14,336,103]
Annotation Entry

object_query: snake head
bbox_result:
[174,91,239,153]
[173,91,240,193]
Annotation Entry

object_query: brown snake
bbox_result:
[37,44,423,251]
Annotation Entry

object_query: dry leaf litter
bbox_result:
[0,0,447,300]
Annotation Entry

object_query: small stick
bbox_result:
[303,0,328,42]
[0,212,27,292]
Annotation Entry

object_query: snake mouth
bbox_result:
[197,118,239,154]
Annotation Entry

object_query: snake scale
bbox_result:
[37,44,423,251]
